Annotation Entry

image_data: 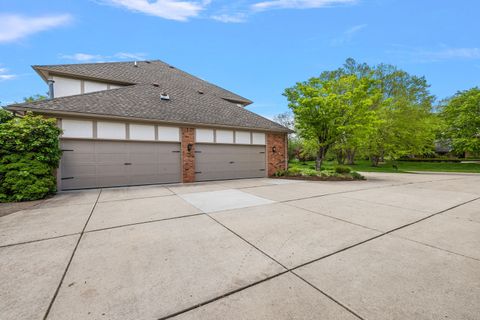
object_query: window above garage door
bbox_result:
[194,128,265,145]
[60,118,180,142]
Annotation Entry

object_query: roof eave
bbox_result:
[32,66,50,83]
[32,66,135,86]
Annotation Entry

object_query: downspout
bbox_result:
[285,133,288,170]
[47,79,55,99]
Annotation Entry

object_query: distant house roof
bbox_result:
[8,83,289,132]
[33,60,252,105]
[7,60,289,132]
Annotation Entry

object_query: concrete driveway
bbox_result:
[1,172,479,320]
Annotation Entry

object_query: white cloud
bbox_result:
[331,23,366,46]
[0,75,16,80]
[0,66,16,81]
[421,48,480,60]
[114,52,147,60]
[60,53,106,62]
[252,0,357,11]
[60,52,148,62]
[96,0,356,23]
[387,45,480,63]
[345,23,366,36]
[0,14,72,43]
[100,0,211,21]
[211,13,247,23]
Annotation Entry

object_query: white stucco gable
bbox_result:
[51,75,125,98]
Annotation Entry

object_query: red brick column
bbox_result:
[266,133,287,176]
[181,127,195,183]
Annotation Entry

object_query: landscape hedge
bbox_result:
[0,111,62,202]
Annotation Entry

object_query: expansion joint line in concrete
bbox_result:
[290,195,480,271]
[42,189,103,320]
[157,194,480,320]
[98,192,174,204]
[279,176,469,205]
[156,213,365,320]
[389,234,480,262]
[84,212,204,234]
[208,213,366,320]
[0,232,80,249]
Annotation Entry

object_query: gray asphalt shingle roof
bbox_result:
[33,60,252,104]
[9,84,288,132]
[8,60,288,132]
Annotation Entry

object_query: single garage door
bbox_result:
[195,144,266,181]
[60,140,181,190]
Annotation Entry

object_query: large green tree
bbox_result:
[284,58,438,168]
[332,58,379,165]
[440,87,480,155]
[362,63,437,165]
[284,71,379,170]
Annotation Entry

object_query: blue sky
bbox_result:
[0,0,479,118]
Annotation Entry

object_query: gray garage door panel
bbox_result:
[195,144,266,181]
[60,140,181,190]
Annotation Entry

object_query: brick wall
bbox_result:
[181,127,195,183]
[266,133,287,176]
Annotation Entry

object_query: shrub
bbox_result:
[273,169,287,177]
[286,167,303,175]
[350,171,365,180]
[301,168,320,176]
[335,165,352,174]
[0,113,62,167]
[0,108,14,124]
[0,154,56,202]
[0,113,62,202]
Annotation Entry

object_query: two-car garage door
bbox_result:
[60,140,181,190]
[60,140,267,190]
[195,144,266,181]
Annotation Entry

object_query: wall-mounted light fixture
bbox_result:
[272,146,277,153]
[187,143,193,152]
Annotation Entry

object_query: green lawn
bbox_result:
[289,159,480,174]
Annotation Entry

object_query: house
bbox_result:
[6,60,289,190]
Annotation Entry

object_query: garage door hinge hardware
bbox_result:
[195,171,202,174]
[61,177,74,180]
[61,149,74,152]
[124,163,132,165]
[259,151,265,154]
[171,150,181,153]
[195,151,202,153]
[229,161,235,164]
[259,169,265,171]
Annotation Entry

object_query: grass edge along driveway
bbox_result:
[289,159,480,174]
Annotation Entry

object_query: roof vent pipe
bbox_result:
[47,79,55,99]
[134,61,138,67]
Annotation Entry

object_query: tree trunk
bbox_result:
[316,147,326,171]
[336,150,345,165]
[346,148,356,165]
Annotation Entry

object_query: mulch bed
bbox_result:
[271,175,364,181]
